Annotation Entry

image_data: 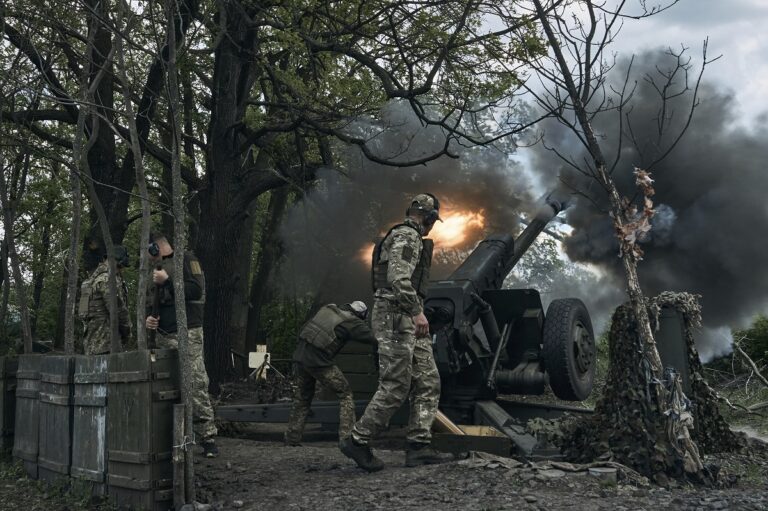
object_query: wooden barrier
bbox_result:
[107,349,179,511]
[38,355,76,484]
[12,354,42,478]
[0,357,18,453]
[71,355,108,495]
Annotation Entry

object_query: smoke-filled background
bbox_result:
[529,50,768,360]
[277,102,537,307]
[276,50,768,361]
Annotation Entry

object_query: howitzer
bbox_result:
[215,196,598,456]
[425,197,596,424]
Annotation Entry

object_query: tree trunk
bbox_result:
[31,199,55,335]
[115,0,152,350]
[166,2,195,499]
[197,4,262,385]
[245,187,289,354]
[0,166,33,352]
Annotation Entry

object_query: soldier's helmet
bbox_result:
[348,301,368,320]
[407,193,442,225]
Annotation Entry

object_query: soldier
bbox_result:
[78,245,132,355]
[285,301,376,446]
[340,194,453,472]
[144,233,219,458]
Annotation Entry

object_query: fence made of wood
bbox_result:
[38,355,76,484]
[107,348,180,511]
[71,354,108,495]
[12,354,41,478]
[0,356,18,452]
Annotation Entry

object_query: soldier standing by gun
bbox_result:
[78,245,132,355]
[144,233,219,458]
[285,301,376,446]
[340,194,453,472]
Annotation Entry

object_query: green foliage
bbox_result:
[733,314,768,366]
[259,296,315,363]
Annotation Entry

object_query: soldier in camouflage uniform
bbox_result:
[285,301,376,446]
[340,194,453,472]
[144,233,219,458]
[78,245,132,355]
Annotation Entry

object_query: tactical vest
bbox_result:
[78,266,108,319]
[299,304,356,354]
[371,223,433,298]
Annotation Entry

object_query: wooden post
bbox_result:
[173,404,186,509]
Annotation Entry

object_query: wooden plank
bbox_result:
[71,355,108,495]
[0,357,18,451]
[12,355,41,479]
[432,432,511,457]
[434,410,464,435]
[38,355,75,484]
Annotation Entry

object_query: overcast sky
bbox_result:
[613,0,768,126]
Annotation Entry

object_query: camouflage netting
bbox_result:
[561,292,743,485]
[647,292,744,453]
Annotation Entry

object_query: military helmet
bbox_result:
[348,301,368,320]
[407,193,442,224]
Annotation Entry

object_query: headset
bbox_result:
[407,193,440,226]
[148,234,160,257]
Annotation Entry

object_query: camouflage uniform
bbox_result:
[78,261,131,355]
[286,303,376,444]
[156,327,217,441]
[351,217,441,446]
[147,252,216,442]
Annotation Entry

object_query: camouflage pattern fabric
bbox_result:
[285,363,355,444]
[351,298,440,445]
[80,262,131,355]
[156,326,217,441]
[374,218,425,316]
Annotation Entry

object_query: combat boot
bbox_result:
[201,439,219,458]
[339,437,384,473]
[405,443,453,467]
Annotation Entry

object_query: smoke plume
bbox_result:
[278,102,536,307]
[530,50,768,360]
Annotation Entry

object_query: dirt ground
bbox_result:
[194,424,768,511]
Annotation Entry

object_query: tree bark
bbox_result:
[0,163,33,352]
[115,0,152,350]
[245,187,289,354]
[31,199,55,335]
[166,0,195,499]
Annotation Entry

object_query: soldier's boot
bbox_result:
[201,439,219,458]
[339,437,384,473]
[405,443,453,467]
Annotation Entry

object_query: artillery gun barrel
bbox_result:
[503,198,565,276]
[444,197,565,296]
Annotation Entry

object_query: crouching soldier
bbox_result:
[285,301,375,446]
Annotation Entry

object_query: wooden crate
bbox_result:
[38,355,76,484]
[0,357,18,453]
[12,354,42,478]
[107,349,179,511]
[71,355,108,495]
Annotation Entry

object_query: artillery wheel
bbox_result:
[542,298,595,401]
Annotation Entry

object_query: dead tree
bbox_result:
[510,0,718,482]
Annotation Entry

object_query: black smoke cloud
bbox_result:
[530,50,768,359]
[277,102,536,307]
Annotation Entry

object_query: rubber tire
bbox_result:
[542,298,595,401]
